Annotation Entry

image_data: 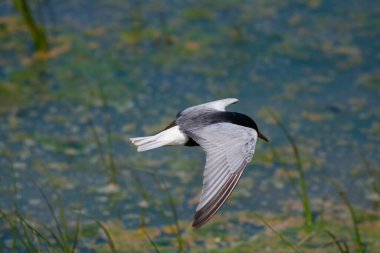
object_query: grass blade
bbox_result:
[140,212,160,253]
[93,219,117,253]
[358,149,380,210]
[131,173,173,226]
[330,180,364,253]
[270,145,303,199]
[58,201,70,250]
[267,109,313,231]
[132,171,184,252]
[0,211,34,252]
[12,0,48,52]
[325,230,350,253]
[88,117,109,171]
[253,213,304,253]
[17,215,57,250]
[31,181,69,251]
[20,220,37,251]
[152,175,184,253]
[80,213,117,253]
[86,85,117,184]
[70,207,82,252]
[2,151,20,215]
[98,85,117,184]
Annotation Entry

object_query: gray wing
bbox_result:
[176,98,238,119]
[182,123,257,229]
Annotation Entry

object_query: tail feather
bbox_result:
[130,126,187,152]
[131,136,156,146]
[130,135,168,152]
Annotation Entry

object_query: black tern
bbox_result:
[130,98,269,229]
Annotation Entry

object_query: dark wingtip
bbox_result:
[192,220,201,230]
[191,164,247,230]
[192,210,206,229]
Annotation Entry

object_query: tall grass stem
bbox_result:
[12,0,48,52]
[330,180,364,253]
[253,213,304,253]
[267,109,313,231]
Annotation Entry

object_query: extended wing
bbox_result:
[177,98,238,118]
[182,123,257,229]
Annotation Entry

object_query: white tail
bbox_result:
[130,126,188,152]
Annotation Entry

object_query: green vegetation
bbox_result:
[132,170,185,253]
[268,110,313,232]
[331,180,364,253]
[12,0,48,52]
[87,85,118,184]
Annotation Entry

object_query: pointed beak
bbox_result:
[258,132,269,142]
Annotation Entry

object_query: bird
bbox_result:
[130,98,269,229]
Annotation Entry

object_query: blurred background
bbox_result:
[0,0,379,252]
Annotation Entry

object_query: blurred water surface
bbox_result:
[0,0,379,251]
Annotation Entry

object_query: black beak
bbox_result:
[258,132,269,142]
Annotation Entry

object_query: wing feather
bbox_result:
[178,122,258,229]
[192,162,246,229]
[177,98,238,118]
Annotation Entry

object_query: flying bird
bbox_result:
[130,98,268,229]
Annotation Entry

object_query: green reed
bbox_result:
[1,150,117,252]
[358,149,380,210]
[87,85,118,184]
[12,0,48,52]
[253,213,304,253]
[152,174,184,252]
[140,212,161,253]
[331,180,364,253]
[81,213,117,253]
[0,187,117,252]
[98,85,118,183]
[2,151,78,252]
[268,109,313,232]
[325,230,349,253]
[27,183,81,252]
[132,170,185,253]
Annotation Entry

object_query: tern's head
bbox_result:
[231,113,269,142]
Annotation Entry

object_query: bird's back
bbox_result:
[177,111,259,132]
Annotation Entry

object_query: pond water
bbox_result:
[0,0,379,251]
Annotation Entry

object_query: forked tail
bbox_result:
[130,126,188,152]
[130,135,168,152]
